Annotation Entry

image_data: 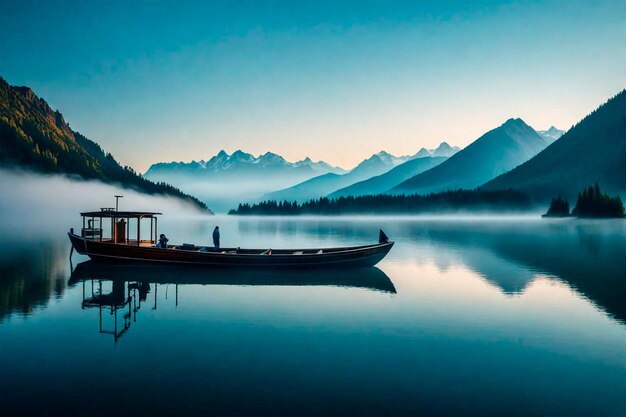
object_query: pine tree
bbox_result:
[573,184,625,218]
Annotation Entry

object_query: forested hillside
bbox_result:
[484,90,626,201]
[0,77,209,211]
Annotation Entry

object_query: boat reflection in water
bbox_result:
[69,261,396,342]
[75,278,149,342]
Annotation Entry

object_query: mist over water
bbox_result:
[1,171,625,416]
[153,174,307,213]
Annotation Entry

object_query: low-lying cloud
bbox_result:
[0,169,209,241]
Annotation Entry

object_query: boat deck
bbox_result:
[82,239,378,255]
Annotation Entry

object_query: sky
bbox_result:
[1,0,624,172]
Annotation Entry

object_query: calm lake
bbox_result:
[1,212,626,416]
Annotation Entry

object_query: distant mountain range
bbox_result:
[0,77,209,211]
[146,149,346,178]
[537,126,565,143]
[265,151,416,202]
[391,118,550,195]
[144,150,347,212]
[267,143,459,202]
[329,142,459,198]
[329,156,448,198]
[483,90,626,201]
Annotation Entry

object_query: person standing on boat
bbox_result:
[213,226,220,250]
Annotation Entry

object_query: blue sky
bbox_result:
[1,0,624,171]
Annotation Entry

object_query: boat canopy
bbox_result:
[80,210,162,218]
[78,209,162,246]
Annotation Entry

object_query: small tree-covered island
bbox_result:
[543,184,625,218]
[543,196,571,217]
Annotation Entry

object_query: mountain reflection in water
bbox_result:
[393,219,626,323]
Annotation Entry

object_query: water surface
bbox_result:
[1,214,625,416]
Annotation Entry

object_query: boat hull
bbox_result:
[68,233,394,269]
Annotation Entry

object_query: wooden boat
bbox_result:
[68,209,394,268]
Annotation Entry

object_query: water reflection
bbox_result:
[228,217,626,329]
[1,217,625,416]
[0,241,67,321]
[3,217,625,327]
[69,261,396,293]
[77,279,149,342]
[68,261,396,342]
[397,220,626,323]
[231,217,626,323]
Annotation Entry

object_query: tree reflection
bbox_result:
[0,241,67,321]
[403,220,626,323]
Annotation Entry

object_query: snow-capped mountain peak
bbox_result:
[230,149,255,162]
[537,126,565,143]
[154,149,347,175]
[373,150,412,166]
[410,142,460,159]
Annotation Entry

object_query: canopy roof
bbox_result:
[80,210,162,219]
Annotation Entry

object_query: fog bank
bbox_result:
[0,169,209,240]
